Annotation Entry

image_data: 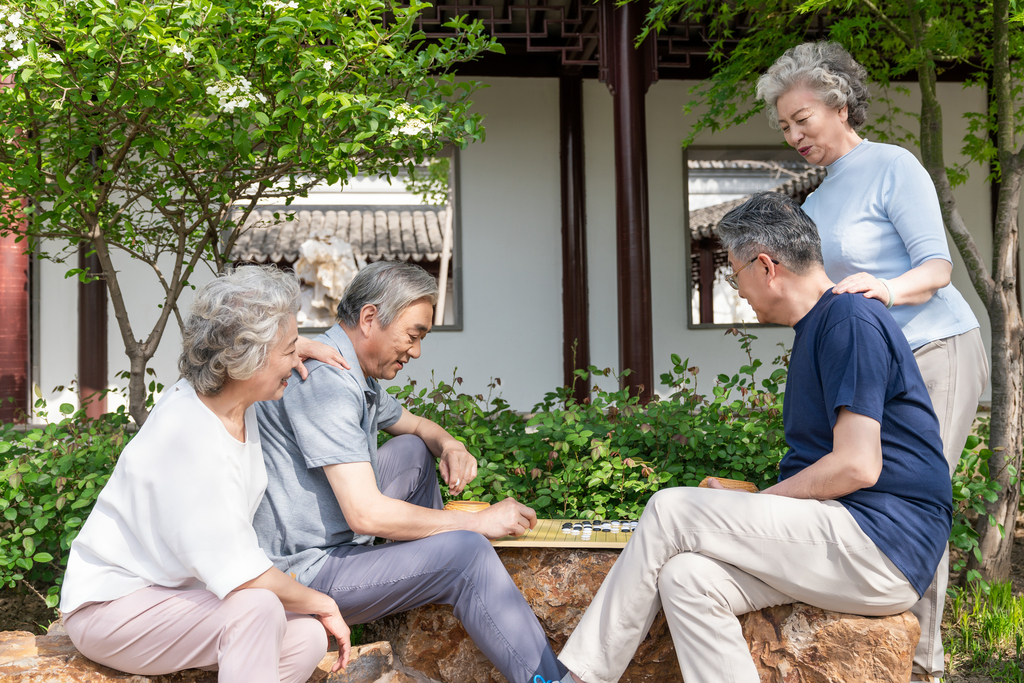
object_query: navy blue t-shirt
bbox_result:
[781,291,951,596]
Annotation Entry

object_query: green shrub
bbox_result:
[0,392,134,607]
[388,329,790,519]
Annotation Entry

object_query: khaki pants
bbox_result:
[910,327,989,681]
[558,487,919,683]
[64,586,327,683]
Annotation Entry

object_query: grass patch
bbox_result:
[946,582,1024,682]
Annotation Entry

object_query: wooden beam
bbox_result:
[559,75,591,402]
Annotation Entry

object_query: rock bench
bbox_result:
[0,547,920,682]
[0,632,408,683]
[364,547,921,683]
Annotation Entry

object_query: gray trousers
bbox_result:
[309,434,566,683]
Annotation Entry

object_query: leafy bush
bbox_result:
[949,415,1022,589]
[0,386,138,607]
[388,329,790,520]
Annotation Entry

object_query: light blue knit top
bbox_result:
[802,140,979,350]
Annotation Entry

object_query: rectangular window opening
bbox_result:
[685,147,825,328]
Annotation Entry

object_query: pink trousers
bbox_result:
[63,586,327,683]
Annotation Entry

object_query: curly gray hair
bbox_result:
[756,41,871,130]
[179,265,300,395]
[337,260,438,329]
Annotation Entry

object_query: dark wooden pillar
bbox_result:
[697,240,715,324]
[560,75,591,402]
[78,245,107,417]
[0,223,29,424]
[602,0,655,401]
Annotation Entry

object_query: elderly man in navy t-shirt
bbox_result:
[556,191,952,683]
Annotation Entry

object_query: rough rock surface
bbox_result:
[364,547,919,683]
[0,631,401,683]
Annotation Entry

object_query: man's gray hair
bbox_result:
[715,192,823,274]
[179,265,300,395]
[337,261,438,329]
[756,41,871,131]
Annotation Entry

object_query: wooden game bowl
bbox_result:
[444,500,491,512]
[698,477,759,493]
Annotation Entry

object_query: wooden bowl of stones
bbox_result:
[444,500,491,512]
[697,477,759,493]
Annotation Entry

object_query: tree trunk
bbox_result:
[126,352,150,428]
[971,155,1024,580]
[974,291,1024,578]
[908,0,1024,580]
[967,0,1024,581]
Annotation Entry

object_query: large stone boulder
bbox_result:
[363,547,920,683]
[0,631,405,683]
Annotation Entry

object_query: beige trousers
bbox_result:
[63,586,327,683]
[558,487,919,683]
[910,327,989,681]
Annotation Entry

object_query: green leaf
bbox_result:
[154,140,170,158]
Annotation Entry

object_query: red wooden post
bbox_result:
[560,75,591,403]
[603,0,655,401]
[0,226,29,424]
[78,245,108,418]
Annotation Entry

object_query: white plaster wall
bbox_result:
[37,245,217,414]
[33,76,996,414]
[380,78,565,409]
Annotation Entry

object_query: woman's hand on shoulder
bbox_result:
[294,337,350,380]
[832,272,892,307]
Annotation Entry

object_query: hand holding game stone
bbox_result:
[440,443,478,496]
[474,497,538,539]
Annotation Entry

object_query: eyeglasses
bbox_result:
[725,257,780,290]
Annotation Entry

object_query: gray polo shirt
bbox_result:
[253,324,403,584]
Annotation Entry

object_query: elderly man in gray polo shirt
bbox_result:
[253,261,568,683]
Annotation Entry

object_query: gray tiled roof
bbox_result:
[230,207,448,264]
[688,165,827,240]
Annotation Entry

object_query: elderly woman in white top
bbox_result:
[60,265,351,683]
[756,41,988,683]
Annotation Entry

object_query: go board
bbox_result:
[491,519,635,549]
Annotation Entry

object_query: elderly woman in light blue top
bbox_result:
[756,41,988,683]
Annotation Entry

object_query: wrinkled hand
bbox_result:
[439,443,477,496]
[474,497,537,539]
[317,606,351,672]
[832,272,891,307]
[295,337,351,380]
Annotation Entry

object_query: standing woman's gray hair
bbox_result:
[756,41,871,130]
[337,261,439,329]
[179,265,301,395]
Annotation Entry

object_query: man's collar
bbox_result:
[323,324,375,398]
